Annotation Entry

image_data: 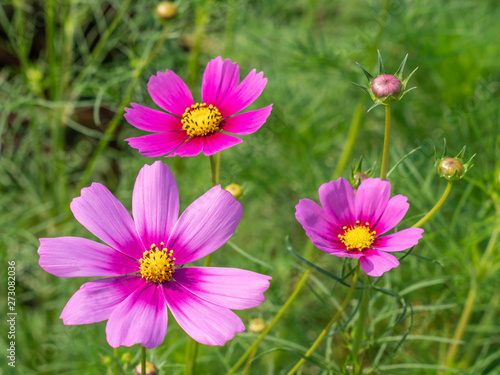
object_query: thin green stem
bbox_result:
[350,283,369,370]
[209,154,217,186]
[286,264,360,375]
[141,346,146,375]
[380,104,391,180]
[185,337,198,375]
[412,181,453,228]
[226,268,313,375]
[76,26,169,192]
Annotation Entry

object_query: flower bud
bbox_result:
[249,318,267,333]
[101,355,113,367]
[350,157,373,189]
[225,183,243,200]
[435,140,475,181]
[134,361,158,375]
[155,2,177,20]
[353,50,418,112]
[121,352,133,364]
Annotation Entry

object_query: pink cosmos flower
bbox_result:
[295,178,424,277]
[124,56,273,157]
[38,161,271,348]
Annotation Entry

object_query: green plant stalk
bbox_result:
[350,283,370,370]
[241,345,258,375]
[412,181,453,228]
[76,26,169,192]
[226,267,313,375]
[141,346,146,375]
[380,104,391,180]
[184,338,199,375]
[286,263,360,375]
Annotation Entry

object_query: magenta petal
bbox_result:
[202,57,240,110]
[164,282,245,346]
[167,186,242,265]
[202,132,242,156]
[170,137,204,157]
[221,104,273,135]
[60,276,143,325]
[126,131,189,157]
[355,178,391,225]
[360,249,399,277]
[133,161,179,249]
[106,283,168,349]
[318,178,356,228]
[374,228,424,252]
[217,69,268,115]
[373,195,410,235]
[148,70,194,116]
[174,267,271,310]
[70,183,144,259]
[38,237,138,277]
[295,198,345,254]
[124,103,182,132]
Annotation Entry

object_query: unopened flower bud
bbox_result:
[371,74,402,98]
[155,2,177,20]
[121,352,133,364]
[101,355,113,366]
[225,183,242,200]
[350,157,372,188]
[438,157,464,180]
[134,361,158,375]
[249,318,267,333]
[353,172,369,186]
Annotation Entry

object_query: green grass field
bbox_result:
[1,0,500,374]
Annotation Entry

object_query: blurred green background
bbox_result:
[1,0,499,374]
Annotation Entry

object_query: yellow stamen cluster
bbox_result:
[338,221,376,251]
[181,103,222,137]
[139,242,175,283]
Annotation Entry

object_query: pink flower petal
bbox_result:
[132,161,179,249]
[355,178,391,226]
[372,195,410,235]
[70,183,144,259]
[164,281,245,346]
[202,57,240,110]
[360,249,399,277]
[124,103,182,132]
[125,131,189,158]
[221,104,273,135]
[318,178,356,228]
[60,275,143,325]
[38,237,139,277]
[170,136,204,157]
[106,283,168,349]
[217,69,268,116]
[373,228,424,252]
[174,267,271,310]
[202,132,242,156]
[167,186,242,265]
[295,198,345,254]
[148,70,194,116]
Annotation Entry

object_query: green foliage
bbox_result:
[1,0,500,374]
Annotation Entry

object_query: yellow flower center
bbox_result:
[139,242,175,283]
[338,221,376,251]
[181,103,222,137]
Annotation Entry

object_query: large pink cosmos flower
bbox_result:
[124,56,273,157]
[38,161,271,348]
[295,178,424,277]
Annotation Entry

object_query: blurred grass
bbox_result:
[1,0,500,374]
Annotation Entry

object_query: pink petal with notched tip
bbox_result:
[60,275,143,325]
[202,132,242,156]
[170,136,204,157]
[70,183,144,259]
[221,104,273,135]
[164,281,245,346]
[38,237,138,277]
[148,70,194,116]
[355,178,391,226]
[124,103,182,132]
[372,194,410,235]
[167,186,242,265]
[202,57,240,111]
[373,228,424,252]
[132,161,179,249]
[360,249,400,277]
[174,267,271,310]
[106,283,168,349]
[319,178,356,228]
[125,131,189,158]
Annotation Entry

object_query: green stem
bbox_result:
[76,26,169,192]
[412,181,453,228]
[141,346,146,375]
[350,282,370,370]
[380,104,391,180]
[185,338,198,375]
[226,268,313,375]
[286,264,360,375]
